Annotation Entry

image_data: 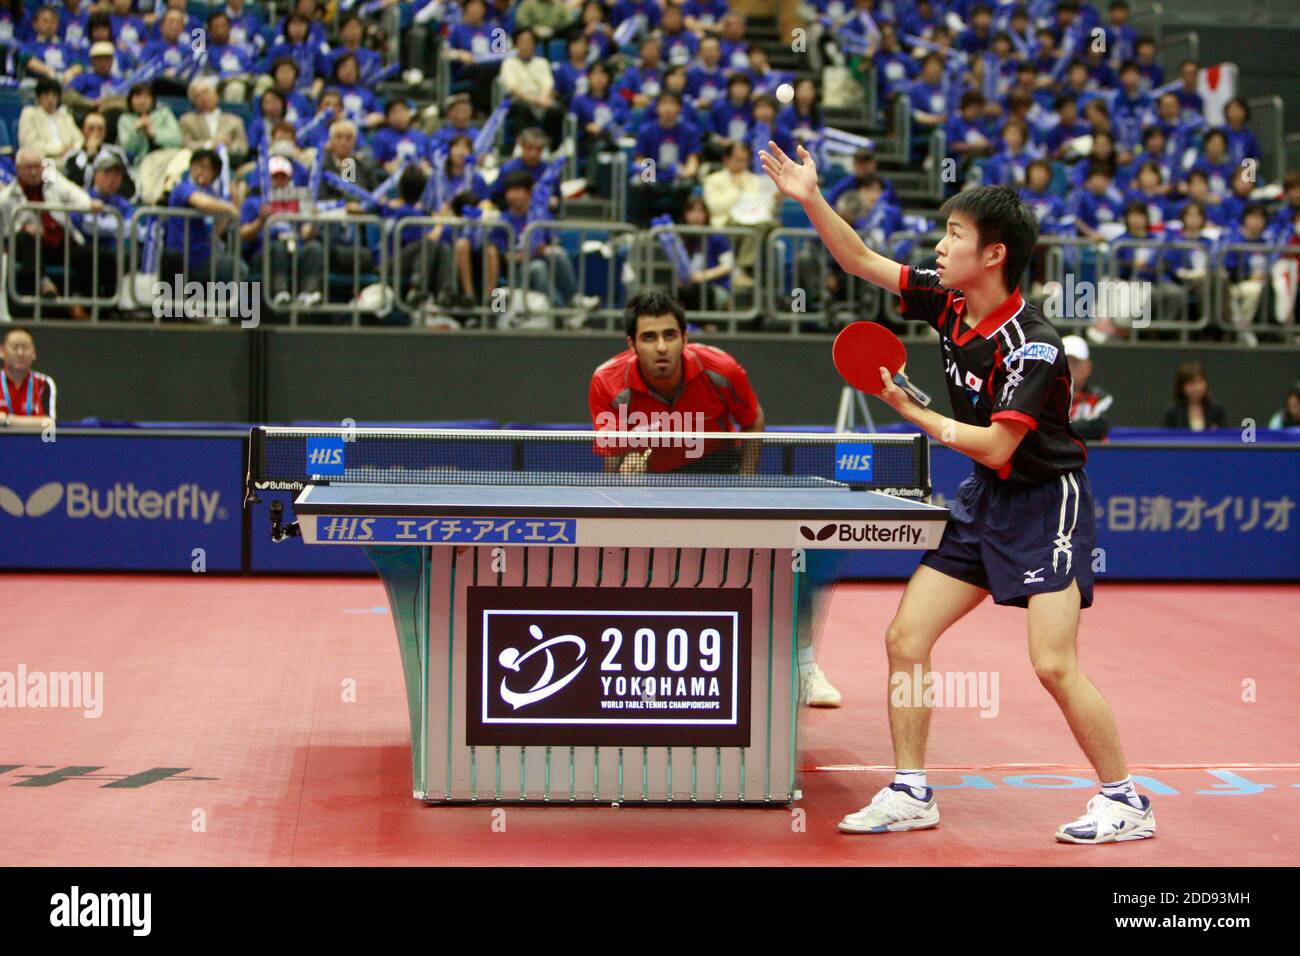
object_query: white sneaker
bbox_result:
[571,293,602,311]
[839,784,939,834]
[272,290,291,307]
[1056,793,1156,844]
[800,663,842,707]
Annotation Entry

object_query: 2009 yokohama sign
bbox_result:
[466,586,752,748]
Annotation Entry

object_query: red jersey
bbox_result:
[0,370,57,418]
[588,343,761,471]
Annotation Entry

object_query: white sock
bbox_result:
[894,769,928,799]
[1101,775,1143,808]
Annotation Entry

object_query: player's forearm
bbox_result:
[897,403,1019,470]
[801,190,901,294]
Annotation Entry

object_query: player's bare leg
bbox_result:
[887,565,988,767]
[1028,581,1155,843]
[1027,581,1125,778]
[840,564,986,833]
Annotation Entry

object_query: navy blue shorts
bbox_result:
[921,470,1096,609]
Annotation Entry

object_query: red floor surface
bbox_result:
[2,574,1296,866]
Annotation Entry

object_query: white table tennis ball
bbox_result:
[776,83,795,105]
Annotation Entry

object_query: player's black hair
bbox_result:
[623,290,686,339]
[959,90,985,110]
[1119,59,1139,74]
[938,185,1040,293]
[34,76,61,99]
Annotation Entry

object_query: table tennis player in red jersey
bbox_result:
[760,141,1156,844]
[588,289,768,475]
[588,288,843,708]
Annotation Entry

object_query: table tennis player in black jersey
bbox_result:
[760,141,1155,845]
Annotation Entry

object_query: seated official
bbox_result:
[1062,335,1113,441]
[0,326,57,428]
[588,290,765,474]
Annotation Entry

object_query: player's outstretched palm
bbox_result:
[759,141,818,204]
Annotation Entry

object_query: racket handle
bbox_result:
[893,372,932,407]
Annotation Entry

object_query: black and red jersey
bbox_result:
[898,265,1086,484]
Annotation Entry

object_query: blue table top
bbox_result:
[295,480,947,521]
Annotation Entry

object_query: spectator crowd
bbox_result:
[0,0,1293,338]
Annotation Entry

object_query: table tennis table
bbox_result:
[249,428,948,805]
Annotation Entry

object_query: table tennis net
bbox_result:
[247,428,931,496]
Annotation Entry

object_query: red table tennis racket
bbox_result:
[832,321,932,407]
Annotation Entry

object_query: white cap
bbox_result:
[267,156,292,176]
[1062,334,1090,361]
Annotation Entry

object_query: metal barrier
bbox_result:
[388,213,518,327]
[1212,239,1298,338]
[435,39,451,115]
[1247,95,1285,187]
[1103,237,1215,339]
[1031,234,1108,333]
[634,223,762,332]
[926,127,946,200]
[877,93,909,165]
[563,112,579,182]
[2,202,126,321]
[877,229,943,336]
[1130,1,1164,45]
[1287,132,1300,176]
[764,225,884,334]
[1159,31,1199,79]
[518,219,639,330]
[259,211,387,325]
[125,205,246,322]
[606,149,628,223]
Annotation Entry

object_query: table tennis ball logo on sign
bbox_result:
[497,625,589,710]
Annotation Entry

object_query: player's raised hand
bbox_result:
[758,141,819,204]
